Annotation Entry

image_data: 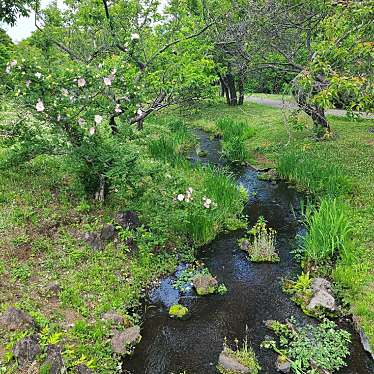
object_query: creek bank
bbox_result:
[122,129,373,373]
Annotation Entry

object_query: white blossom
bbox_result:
[35,72,42,79]
[89,127,96,135]
[10,60,17,67]
[77,77,86,87]
[57,114,61,122]
[131,33,140,41]
[176,194,185,202]
[61,88,69,96]
[203,197,212,209]
[103,75,114,86]
[35,99,45,112]
[25,80,31,88]
[94,115,103,125]
[78,118,85,126]
[115,104,122,113]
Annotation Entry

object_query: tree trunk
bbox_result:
[295,94,330,135]
[226,73,237,105]
[238,78,244,105]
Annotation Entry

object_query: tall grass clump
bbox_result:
[301,198,352,266]
[148,119,194,165]
[277,149,351,197]
[216,117,256,163]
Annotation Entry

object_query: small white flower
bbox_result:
[78,118,85,126]
[89,127,96,135]
[57,114,61,122]
[35,99,45,112]
[5,65,11,74]
[61,88,69,96]
[103,76,113,86]
[203,197,212,209]
[176,194,185,202]
[10,60,17,67]
[115,104,122,113]
[94,115,103,125]
[25,80,31,88]
[131,33,140,41]
[111,68,117,75]
[77,77,86,87]
[35,72,42,79]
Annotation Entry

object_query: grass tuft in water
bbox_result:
[216,117,256,163]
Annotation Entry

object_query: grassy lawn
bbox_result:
[176,100,374,346]
[248,92,294,101]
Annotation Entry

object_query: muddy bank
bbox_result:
[122,130,373,374]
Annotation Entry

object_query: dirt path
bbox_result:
[246,95,374,119]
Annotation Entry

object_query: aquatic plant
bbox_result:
[262,318,351,373]
[300,198,351,266]
[169,304,189,319]
[216,117,256,163]
[217,335,261,374]
[239,216,279,262]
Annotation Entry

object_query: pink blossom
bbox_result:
[115,104,122,113]
[94,115,103,125]
[25,80,31,88]
[89,127,96,135]
[203,197,212,209]
[35,99,45,112]
[10,60,17,67]
[103,75,114,86]
[77,78,86,87]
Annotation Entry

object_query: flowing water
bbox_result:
[123,130,373,374]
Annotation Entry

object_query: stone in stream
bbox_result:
[41,345,65,373]
[306,278,336,312]
[218,350,250,373]
[0,307,36,332]
[275,355,291,373]
[111,326,141,354]
[352,315,374,360]
[12,334,41,367]
[192,274,218,296]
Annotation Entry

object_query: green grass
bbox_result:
[216,117,256,163]
[301,198,352,266]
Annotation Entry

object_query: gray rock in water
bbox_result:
[111,326,141,354]
[218,351,250,373]
[0,307,35,332]
[311,278,332,293]
[239,239,250,252]
[100,224,116,241]
[352,315,374,360]
[13,334,41,367]
[193,275,218,296]
[102,310,125,325]
[275,355,291,373]
[307,289,336,311]
[75,364,94,374]
[42,345,65,373]
[84,232,104,250]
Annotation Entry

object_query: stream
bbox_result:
[122,129,373,374]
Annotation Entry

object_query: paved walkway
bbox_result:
[246,96,374,119]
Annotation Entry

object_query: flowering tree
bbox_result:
[3,0,216,197]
